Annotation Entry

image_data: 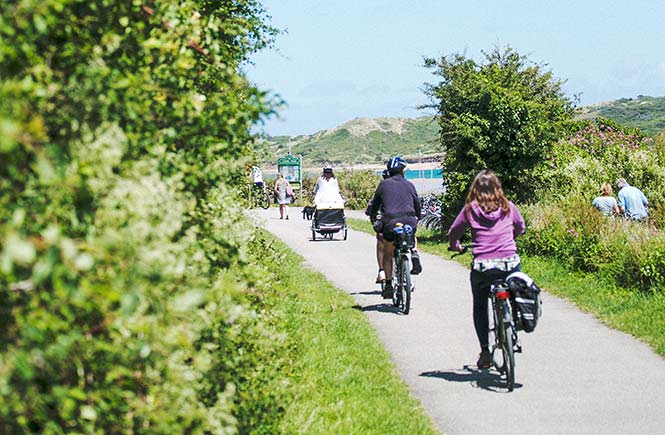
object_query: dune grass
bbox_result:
[346,218,665,356]
[257,229,440,434]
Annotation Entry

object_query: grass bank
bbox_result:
[253,229,439,434]
[347,218,665,357]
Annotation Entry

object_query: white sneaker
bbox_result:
[376,269,386,283]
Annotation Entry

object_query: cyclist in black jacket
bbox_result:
[368,156,422,298]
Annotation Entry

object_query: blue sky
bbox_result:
[247,0,665,136]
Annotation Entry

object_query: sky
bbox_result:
[247,0,665,137]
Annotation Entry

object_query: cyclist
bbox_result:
[368,156,422,299]
[366,169,391,283]
[250,165,264,189]
[448,169,525,369]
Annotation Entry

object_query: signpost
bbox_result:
[277,153,302,192]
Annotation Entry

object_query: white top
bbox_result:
[251,167,263,183]
[313,176,344,208]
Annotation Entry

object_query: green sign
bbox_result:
[277,154,302,188]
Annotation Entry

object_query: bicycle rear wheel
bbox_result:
[501,319,515,391]
[401,257,411,314]
[392,258,400,308]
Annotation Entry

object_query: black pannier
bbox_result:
[507,272,542,333]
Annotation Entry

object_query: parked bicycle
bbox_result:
[419,194,443,230]
[243,183,271,209]
[383,223,416,314]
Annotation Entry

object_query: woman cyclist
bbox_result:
[448,169,525,368]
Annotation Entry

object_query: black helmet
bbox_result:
[387,156,407,174]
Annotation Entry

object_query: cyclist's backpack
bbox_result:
[506,272,542,333]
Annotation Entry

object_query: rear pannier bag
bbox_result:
[506,272,542,333]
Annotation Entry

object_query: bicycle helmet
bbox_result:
[387,156,407,174]
[323,163,333,174]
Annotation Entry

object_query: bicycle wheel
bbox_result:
[401,256,412,314]
[392,258,401,308]
[501,313,515,391]
[260,192,271,209]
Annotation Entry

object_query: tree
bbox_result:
[422,46,575,221]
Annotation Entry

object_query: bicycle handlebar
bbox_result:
[448,245,470,258]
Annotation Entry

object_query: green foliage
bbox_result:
[0,1,291,433]
[423,46,575,221]
[337,169,381,210]
[520,197,665,293]
[535,119,665,226]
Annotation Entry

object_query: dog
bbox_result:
[302,205,316,220]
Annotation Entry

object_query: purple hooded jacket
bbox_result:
[448,201,525,260]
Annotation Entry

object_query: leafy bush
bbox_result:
[536,119,665,228]
[337,169,381,210]
[423,46,575,223]
[521,197,665,293]
[0,1,295,433]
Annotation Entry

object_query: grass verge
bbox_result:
[253,229,439,434]
[347,218,665,356]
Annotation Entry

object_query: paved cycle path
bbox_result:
[253,208,665,435]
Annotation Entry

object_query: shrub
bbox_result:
[536,119,665,225]
[337,169,381,210]
[0,1,291,433]
[423,46,575,223]
[521,196,665,293]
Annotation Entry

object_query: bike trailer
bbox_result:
[506,272,542,333]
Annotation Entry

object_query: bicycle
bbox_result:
[385,223,416,314]
[451,246,521,391]
[243,183,271,209]
[488,278,521,391]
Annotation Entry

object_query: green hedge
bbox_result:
[0,1,290,433]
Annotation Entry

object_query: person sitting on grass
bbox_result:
[616,178,649,221]
[592,182,621,216]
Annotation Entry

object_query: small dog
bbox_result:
[302,205,316,220]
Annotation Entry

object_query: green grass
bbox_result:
[257,229,439,434]
[347,218,665,356]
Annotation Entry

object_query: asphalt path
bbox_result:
[252,207,665,434]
